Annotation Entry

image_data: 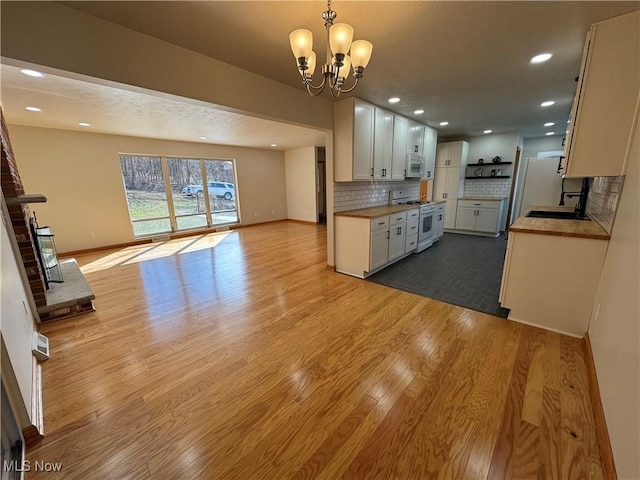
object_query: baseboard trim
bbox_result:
[584,333,618,479]
[504,314,582,338]
[59,239,152,257]
[326,264,336,271]
[23,357,44,447]
[287,219,319,225]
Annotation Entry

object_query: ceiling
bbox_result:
[2,1,639,147]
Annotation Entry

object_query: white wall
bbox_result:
[521,134,565,160]
[1,200,36,426]
[588,118,640,479]
[466,131,520,164]
[8,125,288,253]
[285,147,317,223]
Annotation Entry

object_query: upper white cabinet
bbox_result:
[423,126,437,179]
[407,121,425,156]
[335,97,375,181]
[435,140,468,168]
[391,115,409,180]
[561,10,639,178]
[334,97,438,181]
[373,107,394,180]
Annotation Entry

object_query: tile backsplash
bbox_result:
[586,176,624,234]
[334,180,420,212]
[463,178,512,198]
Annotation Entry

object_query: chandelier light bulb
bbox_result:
[337,55,352,80]
[350,40,373,69]
[329,23,354,56]
[289,29,313,59]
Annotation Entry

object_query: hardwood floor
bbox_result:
[27,221,603,479]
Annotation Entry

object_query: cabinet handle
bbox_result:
[371,167,374,177]
[378,221,385,226]
[557,156,565,173]
[427,170,431,177]
[387,231,390,239]
[404,169,407,177]
[474,203,481,206]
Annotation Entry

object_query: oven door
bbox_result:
[419,210,435,242]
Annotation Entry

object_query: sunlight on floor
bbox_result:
[80,231,233,274]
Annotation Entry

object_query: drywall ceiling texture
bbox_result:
[54,0,640,138]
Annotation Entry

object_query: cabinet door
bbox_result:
[456,207,477,231]
[565,11,639,177]
[448,141,469,166]
[373,108,394,180]
[423,126,437,179]
[433,166,448,201]
[353,101,375,180]
[391,115,409,180]
[370,227,389,270]
[436,143,450,168]
[407,121,425,155]
[444,166,461,229]
[475,207,500,233]
[388,224,406,261]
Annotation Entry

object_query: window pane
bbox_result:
[120,155,170,236]
[167,158,207,216]
[204,159,239,224]
[132,219,171,237]
[176,215,207,230]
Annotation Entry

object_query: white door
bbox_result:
[456,207,477,231]
[444,166,461,229]
[423,127,437,179]
[388,224,406,261]
[475,207,500,233]
[353,102,375,180]
[370,228,389,270]
[373,108,394,180]
[407,121,425,155]
[436,143,450,167]
[433,166,448,201]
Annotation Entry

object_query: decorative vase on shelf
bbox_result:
[492,155,502,164]
[474,167,483,177]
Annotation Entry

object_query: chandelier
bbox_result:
[289,0,373,98]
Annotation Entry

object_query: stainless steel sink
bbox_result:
[526,210,591,221]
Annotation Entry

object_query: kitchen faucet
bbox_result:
[559,177,590,219]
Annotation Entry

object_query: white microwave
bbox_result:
[406,153,425,178]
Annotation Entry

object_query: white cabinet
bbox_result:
[422,126,437,180]
[407,121,425,156]
[370,221,390,271]
[391,115,409,180]
[334,97,375,181]
[434,204,445,239]
[455,199,505,236]
[434,141,469,229]
[562,10,639,178]
[500,231,608,336]
[388,211,408,261]
[373,107,394,180]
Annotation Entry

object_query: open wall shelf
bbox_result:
[465,175,511,179]
[467,162,513,166]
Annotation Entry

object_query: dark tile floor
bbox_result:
[367,232,511,318]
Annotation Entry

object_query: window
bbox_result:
[120,155,239,237]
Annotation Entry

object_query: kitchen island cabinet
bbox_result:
[500,207,610,336]
[455,198,506,236]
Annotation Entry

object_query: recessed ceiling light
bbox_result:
[388,97,400,104]
[25,106,41,112]
[530,53,553,64]
[414,109,424,115]
[541,101,555,107]
[20,69,44,78]
[439,121,449,126]
[199,136,207,140]
[270,144,277,147]
[544,122,555,127]
[546,132,555,136]
[483,129,492,134]
[78,122,90,127]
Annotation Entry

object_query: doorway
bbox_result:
[316,148,327,225]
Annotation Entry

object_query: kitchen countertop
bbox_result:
[334,204,420,219]
[458,196,507,201]
[509,205,610,240]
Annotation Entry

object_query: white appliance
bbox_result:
[405,153,425,178]
[389,190,436,252]
[517,157,582,217]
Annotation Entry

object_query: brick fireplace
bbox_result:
[1,110,47,307]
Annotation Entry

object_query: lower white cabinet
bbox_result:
[455,199,505,236]
[335,209,417,278]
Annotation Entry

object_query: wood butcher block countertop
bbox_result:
[510,205,610,240]
[334,204,419,219]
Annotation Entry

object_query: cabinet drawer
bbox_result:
[406,209,420,221]
[406,217,419,235]
[371,216,389,230]
[405,233,418,252]
[390,212,407,226]
[457,199,500,210]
